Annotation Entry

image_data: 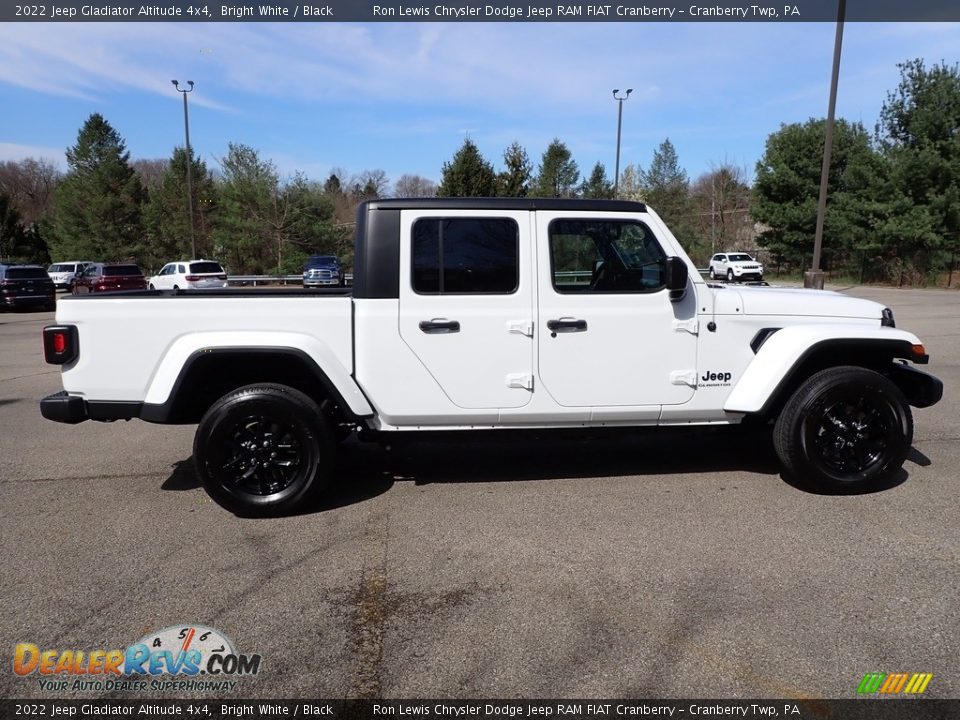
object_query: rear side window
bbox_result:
[103,265,142,276]
[412,217,518,294]
[189,262,224,274]
[7,268,49,279]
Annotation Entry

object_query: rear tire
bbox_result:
[773,366,912,492]
[193,383,334,516]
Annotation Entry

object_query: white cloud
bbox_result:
[0,143,66,166]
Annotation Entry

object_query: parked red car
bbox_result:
[72,263,147,294]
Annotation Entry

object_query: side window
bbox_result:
[412,217,519,295]
[549,219,666,294]
[177,264,186,274]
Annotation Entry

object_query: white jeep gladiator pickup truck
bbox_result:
[40,199,943,515]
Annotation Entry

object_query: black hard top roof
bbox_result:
[362,197,647,212]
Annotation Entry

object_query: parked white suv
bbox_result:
[148,260,228,290]
[709,253,764,282]
[47,261,94,291]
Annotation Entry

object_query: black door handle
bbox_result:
[419,319,461,334]
[547,318,587,333]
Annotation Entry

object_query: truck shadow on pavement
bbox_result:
[162,426,916,515]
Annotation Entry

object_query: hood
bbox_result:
[715,286,883,320]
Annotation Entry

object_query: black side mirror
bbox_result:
[665,256,688,302]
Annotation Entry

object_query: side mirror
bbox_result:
[664,256,688,302]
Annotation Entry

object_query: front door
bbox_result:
[536,212,698,408]
[398,210,534,410]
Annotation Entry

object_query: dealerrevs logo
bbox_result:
[13,625,261,693]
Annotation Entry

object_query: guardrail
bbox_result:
[228,274,353,286]
[225,269,711,288]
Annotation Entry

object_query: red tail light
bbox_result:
[217,274,227,280]
[185,275,200,281]
[43,325,79,365]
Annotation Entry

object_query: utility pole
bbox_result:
[806,0,846,289]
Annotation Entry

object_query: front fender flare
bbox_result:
[724,325,924,414]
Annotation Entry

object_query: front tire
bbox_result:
[193,383,334,516]
[773,366,912,492]
[727,269,734,282]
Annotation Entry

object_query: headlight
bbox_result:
[881,307,896,327]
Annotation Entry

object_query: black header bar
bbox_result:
[5,0,960,23]
[2,699,960,720]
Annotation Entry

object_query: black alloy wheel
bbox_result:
[774,366,912,491]
[194,384,334,515]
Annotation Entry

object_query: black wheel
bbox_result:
[193,383,334,516]
[726,269,734,282]
[708,267,715,280]
[773,366,912,491]
[148,283,155,290]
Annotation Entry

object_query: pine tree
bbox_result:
[639,139,694,247]
[875,59,960,283]
[498,142,532,197]
[48,113,145,261]
[142,147,217,270]
[438,139,497,197]
[580,162,614,199]
[533,139,579,198]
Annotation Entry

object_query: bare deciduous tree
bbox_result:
[393,174,437,198]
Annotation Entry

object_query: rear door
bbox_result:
[398,210,533,410]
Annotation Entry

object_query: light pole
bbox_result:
[171,79,196,259]
[613,88,632,198]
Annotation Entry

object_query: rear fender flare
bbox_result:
[143,331,373,417]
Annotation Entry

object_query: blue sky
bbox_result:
[0,21,958,190]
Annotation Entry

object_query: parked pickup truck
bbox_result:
[40,199,943,515]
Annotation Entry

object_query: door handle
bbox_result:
[547,318,587,335]
[419,319,461,334]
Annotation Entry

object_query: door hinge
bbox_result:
[507,319,534,337]
[506,373,534,391]
[673,318,699,335]
[670,370,698,387]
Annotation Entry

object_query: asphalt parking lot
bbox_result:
[1,285,958,701]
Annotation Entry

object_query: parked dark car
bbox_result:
[72,263,147,294]
[0,264,56,311]
[302,255,344,287]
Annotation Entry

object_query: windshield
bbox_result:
[103,265,142,276]
[189,262,224,274]
[7,268,48,279]
[728,254,753,262]
[307,256,337,267]
[48,264,72,273]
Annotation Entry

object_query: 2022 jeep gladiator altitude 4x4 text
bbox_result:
[40,199,943,515]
